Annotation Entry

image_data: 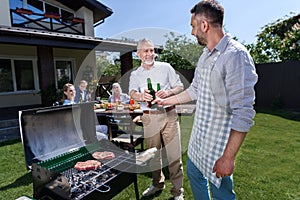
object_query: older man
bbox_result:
[129,38,184,200]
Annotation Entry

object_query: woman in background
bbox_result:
[108,83,130,104]
[62,83,76,105]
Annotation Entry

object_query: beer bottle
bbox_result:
[147,78,156,107]
[157,83,160,91]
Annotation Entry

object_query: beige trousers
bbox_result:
[142,109,184,196]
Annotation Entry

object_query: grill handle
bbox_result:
[94,184,111,193]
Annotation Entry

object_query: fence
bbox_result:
[110,60,300,111]
[178,61,300,111]
[255,60,300,110]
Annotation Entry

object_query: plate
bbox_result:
[133,109,143,113]
[94,109,106,113]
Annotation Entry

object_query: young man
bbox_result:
[153,0,258,199]
[129,38,184,200]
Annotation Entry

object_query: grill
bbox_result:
[31,141,139,200]
[19,103,141,200]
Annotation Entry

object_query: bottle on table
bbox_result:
[130,99,134,105]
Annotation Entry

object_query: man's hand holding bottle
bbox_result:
[143,89,170,108]
[141,88,153,102]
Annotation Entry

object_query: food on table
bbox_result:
[129,103,140,111]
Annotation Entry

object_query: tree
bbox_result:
[159,32,203,70]
[96,53,120,77]
[247,13,300,64]
[96,33,203,77]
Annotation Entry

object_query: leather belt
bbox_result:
[143,105,175,114]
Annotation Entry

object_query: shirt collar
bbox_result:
[204,34,231,55]
[215,34,231,53]
[140,61,157,72]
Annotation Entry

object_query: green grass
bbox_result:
[0,109,299,200]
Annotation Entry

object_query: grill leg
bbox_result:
[133,174,139,200]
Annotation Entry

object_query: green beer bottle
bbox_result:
[157,83,161,91]
[147,78,156,107]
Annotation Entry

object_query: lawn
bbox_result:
[0,109,299,200]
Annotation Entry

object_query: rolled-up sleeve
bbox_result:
[225,50,258,132]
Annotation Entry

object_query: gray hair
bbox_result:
[112,82,122,95]
[137,38,154,50]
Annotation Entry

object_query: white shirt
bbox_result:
[129,61,182,93]
[129,61,183,109]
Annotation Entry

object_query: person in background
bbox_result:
[129,38,184,200]
[108,82,130,104]
[153,1,258,199]
[62,83,108,140]
[75,80,88,103]
[95,123,108,141]
[62,83,76,105]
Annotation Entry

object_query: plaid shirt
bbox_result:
[187,35,257,188]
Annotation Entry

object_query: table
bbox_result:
[94,104,196,133]
[94,104,196,118]
[94,104,196,151]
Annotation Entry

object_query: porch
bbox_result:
[0,105,41,143]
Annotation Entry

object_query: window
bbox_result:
[55,60,73,89]
[0,59,13,92]
[27,0,44,14]
[45,3,59,14]
[14,60,35,90]
[0,58,37,93]
[27,0,74,19]
[11,0,76,31]
[61,10,74,21]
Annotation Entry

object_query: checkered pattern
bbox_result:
[188,51,232,188]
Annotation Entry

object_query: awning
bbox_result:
[0,26,138,53]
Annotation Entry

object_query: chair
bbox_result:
[106,113,144,152]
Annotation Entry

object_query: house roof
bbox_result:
[56,0,113,23]
[0,26,138,53]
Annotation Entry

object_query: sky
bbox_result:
[95,0,300,46]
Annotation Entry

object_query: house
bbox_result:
[0,0,137,110]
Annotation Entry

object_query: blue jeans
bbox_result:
[187,157,236,200]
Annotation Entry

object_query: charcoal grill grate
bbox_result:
[33,143,138,199]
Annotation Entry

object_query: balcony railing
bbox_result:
[10,8,85,35]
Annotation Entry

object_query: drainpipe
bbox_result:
[93,19,105,28]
